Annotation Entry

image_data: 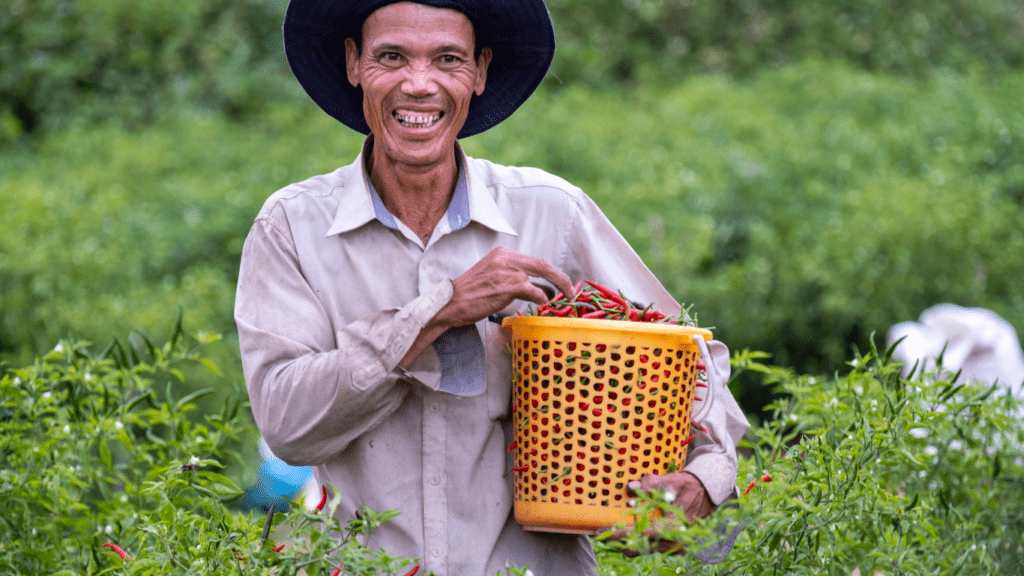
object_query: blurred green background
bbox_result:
[3,0,1023,429]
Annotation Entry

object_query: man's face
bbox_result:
[345,2,492,170]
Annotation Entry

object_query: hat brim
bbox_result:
[283,0,555,139]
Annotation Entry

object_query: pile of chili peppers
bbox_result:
[532,280,693,325]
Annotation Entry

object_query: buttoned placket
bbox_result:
[419,239,450,575]
[421,390,448,574]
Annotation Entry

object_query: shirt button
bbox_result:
[429,475,440,486]
[432,547,443,557]
[430,403,440,412]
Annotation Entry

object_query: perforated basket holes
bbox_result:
[511,338,701,508]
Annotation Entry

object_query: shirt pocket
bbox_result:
[484,320,513,421]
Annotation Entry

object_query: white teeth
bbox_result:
[394,112,441,127]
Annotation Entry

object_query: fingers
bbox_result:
[520,257,575,302]
[446,247,574,324]
[628,471,716,524]
[480,247,573,305]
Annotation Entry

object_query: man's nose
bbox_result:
[401,64,439,97]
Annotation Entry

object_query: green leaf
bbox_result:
[99,437,113,471]
[116,427,136,455]
[198,357,222,376]
[175,387,216,410]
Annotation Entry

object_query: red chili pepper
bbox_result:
[102,543,132,561]
[696,362,706,371]
[742,479,757,496]
[507,441,517,451]
[761,474,772,482]
[692,423,708,433]
[402,566,421,576]
[331,567,343,576]
[680,434,696,447]
[549,306,574,317]
[272,544,286,553]
[696,382,707,388]
[581,310,607,319]
[584,280,629,308]
[511,465,528,472]
[316,485,327,512]
[694,396,703,402]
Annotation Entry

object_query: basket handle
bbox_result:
[690,335,719,423]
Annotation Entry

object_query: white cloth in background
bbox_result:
[886,304,1024,396]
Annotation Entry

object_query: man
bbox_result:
[234,0,749,573]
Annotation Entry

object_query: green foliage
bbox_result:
[591,344,1024,574]
[0,0,294,141]
[0,327,422,575]
[4,0,1023,142]
[0,106,362,369]
[544,0,1024,87]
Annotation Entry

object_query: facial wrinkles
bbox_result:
[352,2,486,171]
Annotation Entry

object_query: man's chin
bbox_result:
[376,135,456,168]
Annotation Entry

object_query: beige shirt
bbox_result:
[234,142,749,575]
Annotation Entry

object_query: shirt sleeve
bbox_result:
[683,340,750,505]
[559,191,750,506]
[234,215,452,466]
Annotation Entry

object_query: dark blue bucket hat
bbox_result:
[283,0,556,139]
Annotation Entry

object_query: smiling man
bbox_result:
[234,1,749,574]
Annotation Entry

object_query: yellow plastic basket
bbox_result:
[502,315,713,534]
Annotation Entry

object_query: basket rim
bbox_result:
[501,315,713,340]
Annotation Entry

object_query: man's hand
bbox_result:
[602,471,716,557]
[442,246,575,327]
[399,247,574,368]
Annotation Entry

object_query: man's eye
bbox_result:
[381,52,402,62]
[439,55,461,65]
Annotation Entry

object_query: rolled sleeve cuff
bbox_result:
[685,453,740,506]
[345,280,453,392]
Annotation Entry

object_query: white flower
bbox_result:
[105,525,114,535]
[524,571,535,576]
[114,421,123,431]
[54,343,64,353]
[663,490,677,503]
[121,495,128,503]
[63,425,70,434]
[189,455,200,466]
[84,373,92,381]
[195,436,204,444]
[13,377,21,386]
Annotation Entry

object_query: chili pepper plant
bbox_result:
[0,315,426,576]
[591,341,1024,575]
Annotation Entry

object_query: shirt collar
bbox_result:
[326,137,517,238]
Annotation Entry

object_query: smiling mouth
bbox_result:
[393,111,443,128]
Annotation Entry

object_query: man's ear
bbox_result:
[344,37,360,88]
[474,47,493,96]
